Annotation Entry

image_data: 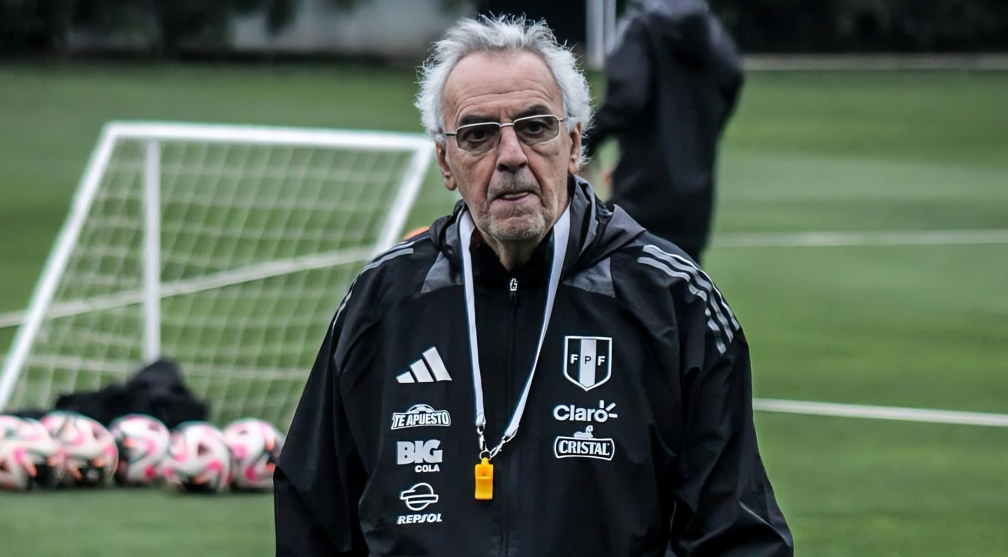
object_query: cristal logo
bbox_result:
[554,426,616,461]
[397,440,442,473]
[553,400,618,423]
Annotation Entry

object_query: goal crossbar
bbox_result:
[106,121,434,150]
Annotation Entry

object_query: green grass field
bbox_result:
[1,63,1007,556]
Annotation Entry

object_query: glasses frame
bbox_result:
[444,114,567,154]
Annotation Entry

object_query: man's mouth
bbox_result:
[498,191,532,201]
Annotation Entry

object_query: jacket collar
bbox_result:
[430,174,646,280]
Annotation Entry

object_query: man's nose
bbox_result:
[495,125,528,173]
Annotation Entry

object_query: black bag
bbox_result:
[54,358,209,429]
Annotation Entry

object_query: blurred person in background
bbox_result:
[584,0,744,265]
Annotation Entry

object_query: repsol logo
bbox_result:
[397,513,443,525]
[553,400,618,423]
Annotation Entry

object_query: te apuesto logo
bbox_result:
[391,404,451,430]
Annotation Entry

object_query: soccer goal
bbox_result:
[0,122,435,429]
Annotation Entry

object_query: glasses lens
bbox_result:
[514,116,560,144]
[456,123,501,153]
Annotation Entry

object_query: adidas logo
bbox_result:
[397,347,452,384]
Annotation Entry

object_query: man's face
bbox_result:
[436,51,581,245]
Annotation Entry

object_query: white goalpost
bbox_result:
[0,122,435,430]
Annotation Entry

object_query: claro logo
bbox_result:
[553,400,618,423]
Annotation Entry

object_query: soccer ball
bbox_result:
[41,411,118,487]
[108,414,171,486]
[163,422,233,493]
[223,419,284,491]
[0,416,65,491]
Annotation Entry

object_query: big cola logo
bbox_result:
[397,440,442,473]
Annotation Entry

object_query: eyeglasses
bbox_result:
[444,115,566,155]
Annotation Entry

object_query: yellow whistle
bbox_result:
[475,457,493,500]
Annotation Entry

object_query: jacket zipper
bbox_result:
[501,277,518,557]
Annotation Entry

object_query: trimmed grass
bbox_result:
[0,489,274,556]
[1,64,1006,556]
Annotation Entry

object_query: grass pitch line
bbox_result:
[714,229,1008,248]
[754,398,1008,427]
[0,350,1001,428]
[744,53,1008,72]
[1,230,1006,330]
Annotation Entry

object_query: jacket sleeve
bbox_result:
[669,281,793,555]
[274,311,368,557]
[584,17,653,160]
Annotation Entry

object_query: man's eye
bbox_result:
[517,118,553,139]
[461,126,494,143]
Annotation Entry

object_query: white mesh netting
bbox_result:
[2,125,432,429]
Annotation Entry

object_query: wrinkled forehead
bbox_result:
[441,51,564,128]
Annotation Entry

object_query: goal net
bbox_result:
[0,122,435,430]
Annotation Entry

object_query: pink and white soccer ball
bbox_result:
[41,411,118,487]
[163,422,233,493]
[108,414,171,486]
[223,419,285,490]
[0,416,65,491]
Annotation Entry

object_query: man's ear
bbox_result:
[567,122,583,176]
[436,143,456,191]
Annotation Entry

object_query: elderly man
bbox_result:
[274,15,792,557]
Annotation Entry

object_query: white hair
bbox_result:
[415,15,594,165]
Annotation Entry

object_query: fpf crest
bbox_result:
[563,336,612,391]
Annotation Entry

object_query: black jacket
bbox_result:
[274,177,792,556]
[584,0,744,258]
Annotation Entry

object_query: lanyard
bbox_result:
[459,205,570,462]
